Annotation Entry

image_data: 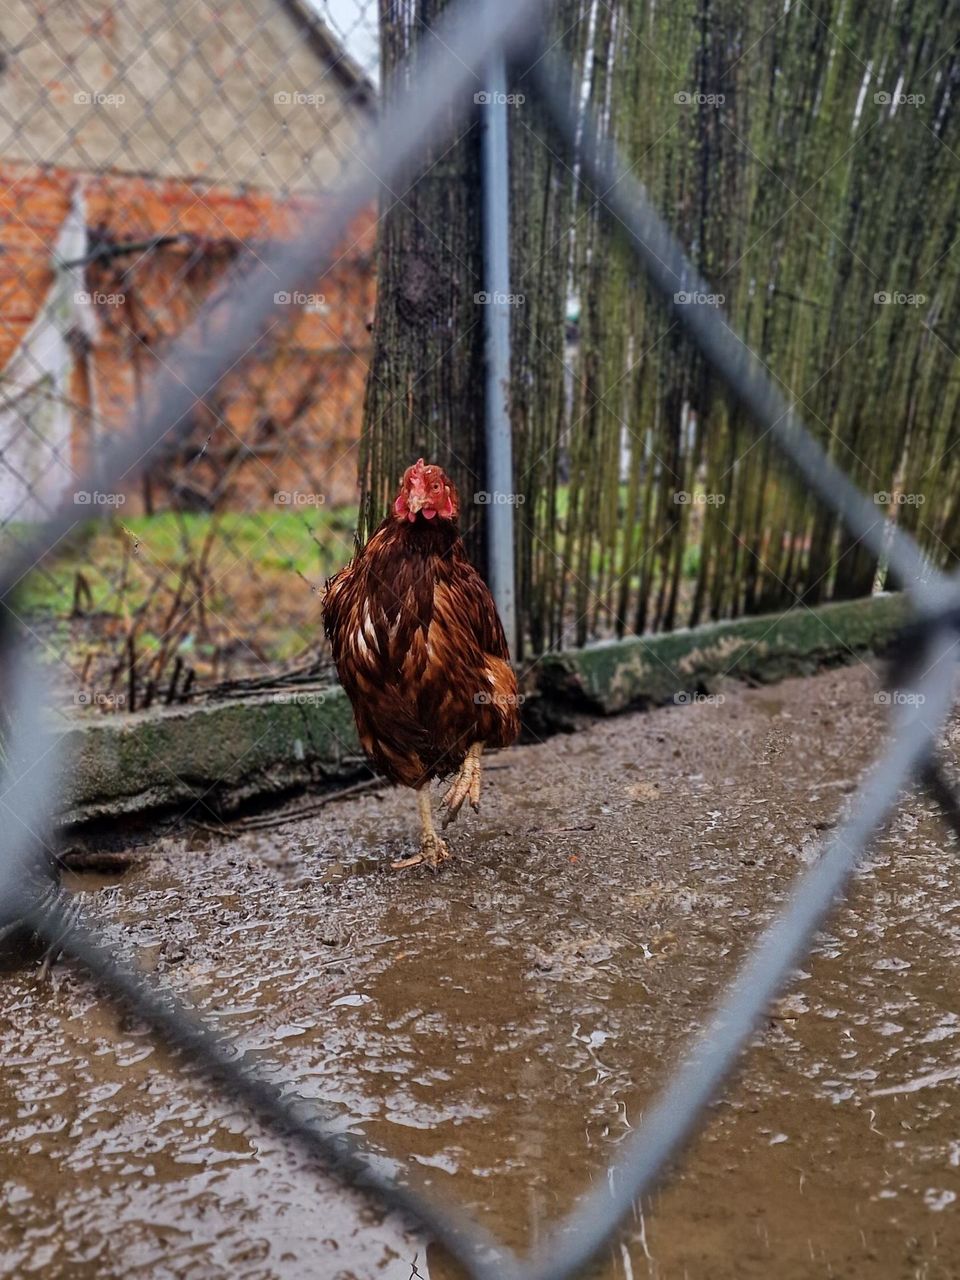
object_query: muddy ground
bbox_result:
[3,660,960,1278]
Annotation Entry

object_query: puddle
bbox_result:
[62,869,132,894]
[2,662,959,1277]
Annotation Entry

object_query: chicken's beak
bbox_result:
[405,489,426,514]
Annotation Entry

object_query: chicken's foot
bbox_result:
[391,787,451,871]
[441,741,483,828]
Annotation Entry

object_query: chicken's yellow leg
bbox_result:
[391,786,451,870]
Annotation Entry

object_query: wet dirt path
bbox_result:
[3,662,960,1278]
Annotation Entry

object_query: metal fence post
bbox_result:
[480,52,517,656]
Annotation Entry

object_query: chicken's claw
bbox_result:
[391,833,451,872]
[441,742,483,828]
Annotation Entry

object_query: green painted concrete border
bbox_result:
[535,592,910,715]
[59,593,910,824]
[58,687,363,824]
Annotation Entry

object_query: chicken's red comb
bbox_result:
[402,458,428,482]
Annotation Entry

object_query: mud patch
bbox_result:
[2,662,959,1278]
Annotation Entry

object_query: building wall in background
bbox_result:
[0,0,377,518]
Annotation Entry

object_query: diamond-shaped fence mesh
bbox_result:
[2,0,960,1277]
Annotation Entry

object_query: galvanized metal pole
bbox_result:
[480,53,517,655]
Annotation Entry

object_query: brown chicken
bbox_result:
[322,459,520,869]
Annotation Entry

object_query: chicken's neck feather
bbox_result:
[366,514,463,563]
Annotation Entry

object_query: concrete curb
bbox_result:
[59,593,909,824]
[58,687,363,825]
[535,593,910,715]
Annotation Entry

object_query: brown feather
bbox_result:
[323,511,520,789]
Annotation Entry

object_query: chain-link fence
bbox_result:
[7,0,958,711]
[0,0,378,714]
[2,0,960,1276]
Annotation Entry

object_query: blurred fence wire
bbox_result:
[3,1,960,1278]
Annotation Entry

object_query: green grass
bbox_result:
[18,507,359,621]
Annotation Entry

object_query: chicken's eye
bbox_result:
[431,481,441,493]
